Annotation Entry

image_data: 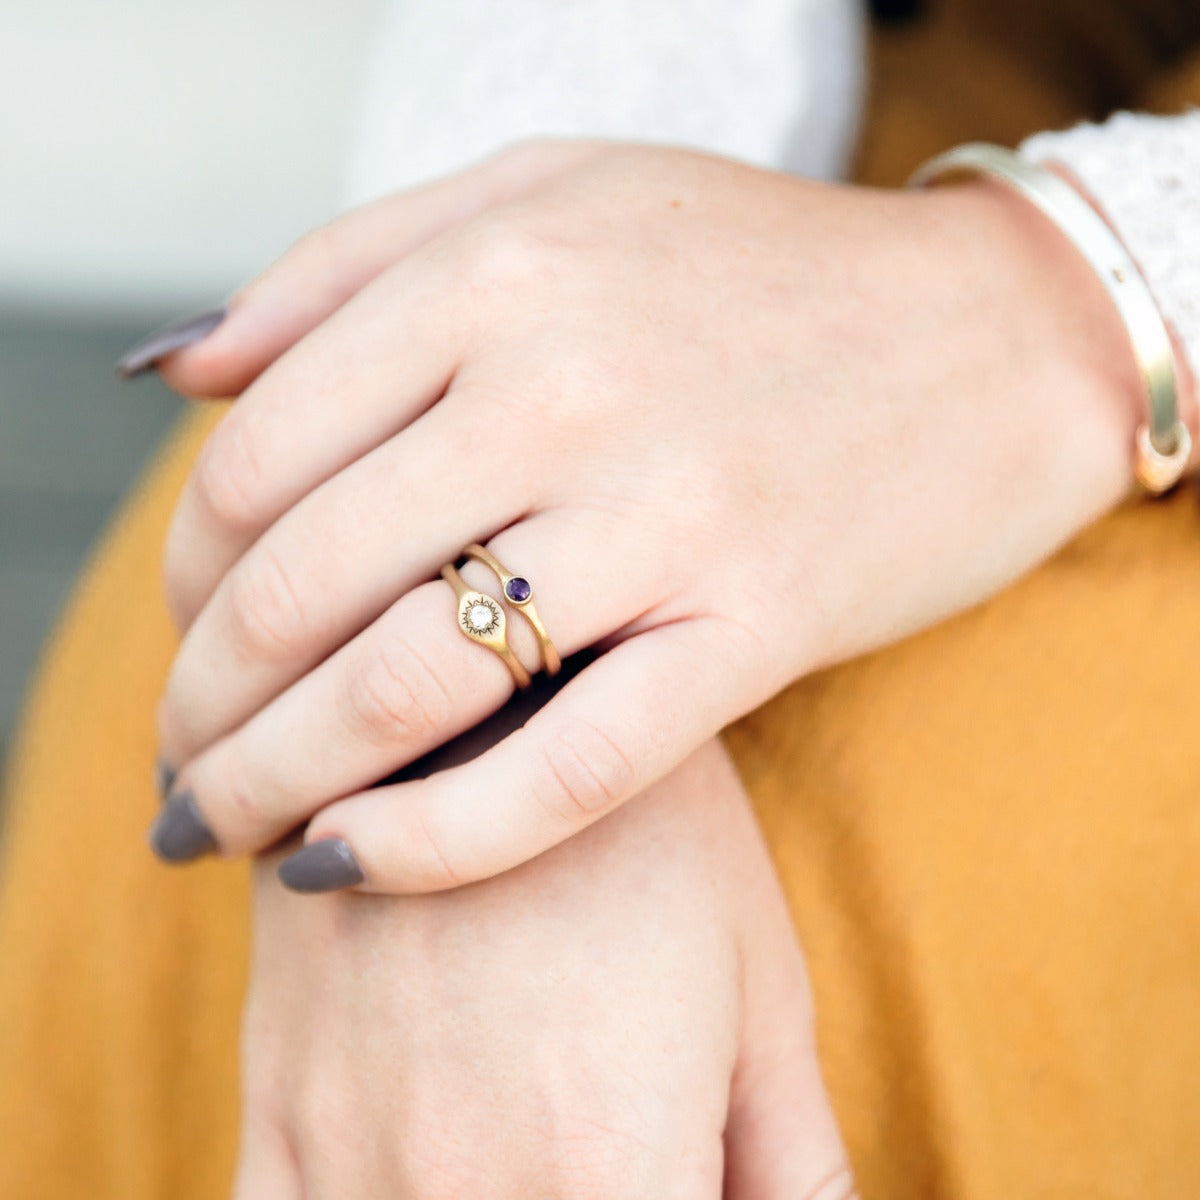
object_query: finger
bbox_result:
[158,388,532,764]
[723,987,856,1200]
[230,1116,303,1200]
[153,512,651,861]
[284,617,755,894]
[723,790,857,1200]
[162,147,607,634]
[161,246,468,631]
[155,139,600,399]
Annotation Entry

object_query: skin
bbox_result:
[151,140,1195,893]
[140,139,1196,1191]
[232,740,854,1198]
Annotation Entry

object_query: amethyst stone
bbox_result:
[504,576,532,604]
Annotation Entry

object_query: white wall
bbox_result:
[0,0,379,312]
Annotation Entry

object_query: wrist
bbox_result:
[939,177,1142,506]
[913,146,1194,503]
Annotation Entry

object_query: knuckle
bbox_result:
[459,210,548,292]
[160,534,195,631]
[289,219,350,302]
[409,806,466,892]
[226,546,309,661]
[223,763,266,836]
[342,637,454,749]
[191,419,264,535]
[535,720,636,824]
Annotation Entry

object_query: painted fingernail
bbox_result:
[148,790,217,862]
[115,306,227,379]
[278,839,364,894]
[154,757,176,803]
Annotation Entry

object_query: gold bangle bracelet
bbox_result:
[441,563,532,689]
[461,543,561,675]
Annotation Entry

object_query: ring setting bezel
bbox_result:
[460,593,503,639]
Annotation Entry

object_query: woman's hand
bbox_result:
[232,739,852,1198]
[149,140,1160,889]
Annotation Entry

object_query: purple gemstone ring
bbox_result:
[504,575,533,605]
[457,543,561,676]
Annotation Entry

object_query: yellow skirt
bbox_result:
[3,399,1200,1199]
[5,7,1200,1190]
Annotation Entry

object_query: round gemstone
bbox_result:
[467,602,494,632]
[504,576,532,604]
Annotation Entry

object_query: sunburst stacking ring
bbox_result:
[441,562,533,689]
[461,543,561,676]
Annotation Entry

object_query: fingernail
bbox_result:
[148,790,217,862]
[154,757,176,802]
[115,306,227,379]
[278,839,364,894]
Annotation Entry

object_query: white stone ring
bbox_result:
[441,544,561,690]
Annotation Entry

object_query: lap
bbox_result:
[2,406,1197,1197]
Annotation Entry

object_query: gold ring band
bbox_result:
[441,563,532,690]
[462,543,561,676]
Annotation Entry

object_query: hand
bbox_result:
[231,739,853,1198]
[151,140,1158,889]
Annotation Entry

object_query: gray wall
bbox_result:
[1,0,378,761]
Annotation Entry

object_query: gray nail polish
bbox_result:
[115,306,227,379]
[278,839,364,893]
[148,790,217,862]
[154,757,176,803]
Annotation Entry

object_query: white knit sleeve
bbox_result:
[339,0,866,207]
[1020,111,1200,378]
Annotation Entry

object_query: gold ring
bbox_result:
[462,543,561,675]
[441,563,532,689]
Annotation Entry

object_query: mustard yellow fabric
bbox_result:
[7,402,1200,1200]
[0,412,248,1200]
[3,9,1200,1197]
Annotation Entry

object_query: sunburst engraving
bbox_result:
[461,594,502,638]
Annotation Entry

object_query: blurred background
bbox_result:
[0,0,378,759]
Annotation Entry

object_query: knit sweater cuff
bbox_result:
[1021,111,1200,383]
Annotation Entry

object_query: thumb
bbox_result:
[138,139,598,398]
[722,833,857,1198]
[723,1029,857,1200]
